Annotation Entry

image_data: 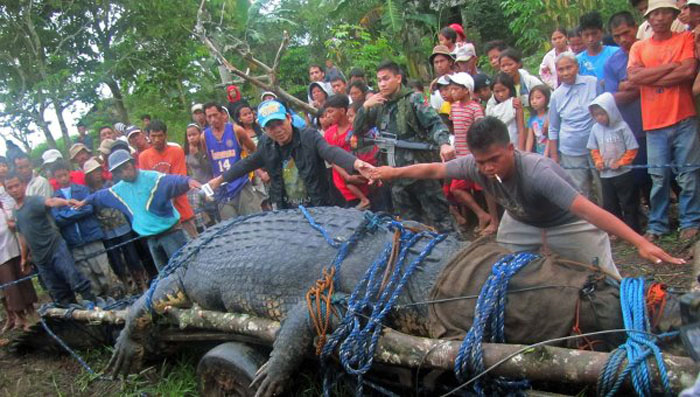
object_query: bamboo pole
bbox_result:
[40,306,699,393]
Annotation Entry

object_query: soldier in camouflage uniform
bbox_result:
[354,60,456,232]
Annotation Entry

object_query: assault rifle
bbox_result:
[364,132,436,167]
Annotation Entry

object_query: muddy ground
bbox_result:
[0,232,695,397]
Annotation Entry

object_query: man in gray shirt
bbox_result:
[4,171,96,305]
[369,116,684,276]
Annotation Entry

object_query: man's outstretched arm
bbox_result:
[569,195,684,265]
[370,162,447,181]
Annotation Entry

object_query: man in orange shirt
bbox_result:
[138,120,198,239]
[628,0,700,241]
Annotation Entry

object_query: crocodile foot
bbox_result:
[105,332,144,378]
[250,360,288,397]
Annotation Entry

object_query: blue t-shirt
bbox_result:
[577,46,619,81]
[603,49,643,139]
[527,114,548,155]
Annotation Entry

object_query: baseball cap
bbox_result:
[449,23,466,41]
[446,73,475,92]
[108,149,132,172]
[454,43,477,62]
[41,149,63,166]
[688,0,700,6]
[114,122,126,134]
[83,157,102,174]
[473,73,492,92]
[125,125,142,139]
[98,139,115,156]
[257,100,288,128]
[69,143,90,160]
[436,75,451,87]
[260,91,278,101]
[191,103,203,113]
[645,0,679,16]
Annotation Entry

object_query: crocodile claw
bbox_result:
[105,333,144,378]
[251,359,286,397]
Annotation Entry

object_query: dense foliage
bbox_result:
[0,0,635,158]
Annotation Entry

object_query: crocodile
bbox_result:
[105,207,686,396]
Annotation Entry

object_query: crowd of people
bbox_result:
[0,0,696,328]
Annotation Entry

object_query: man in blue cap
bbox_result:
[75,149,202,270]
[206,100,374,209]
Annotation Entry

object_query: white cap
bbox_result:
[688,0,700,6]
[446,73,475,92]
[437,75,451,86]
[454,43,476,63]
[191,104,204,113]
[41,149,63,166]
[125,125,142,139]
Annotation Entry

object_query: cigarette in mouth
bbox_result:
[495,174,503,183]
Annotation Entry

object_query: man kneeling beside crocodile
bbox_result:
[370,116,684,276]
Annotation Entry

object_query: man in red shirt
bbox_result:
[628,0,700,241]
[138,120,198,238]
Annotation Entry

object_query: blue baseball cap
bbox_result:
[108,149,132,172]
[257,100,288,128]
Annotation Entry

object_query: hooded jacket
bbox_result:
[307,81,333,105]
[52,183,105,248]
[586,92,639,179]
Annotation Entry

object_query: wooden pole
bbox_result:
[40,306,699,393]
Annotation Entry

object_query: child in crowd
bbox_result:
[498,48,543,105]
[436,76,453,133]
[446,73,498,235]
[184,123,219,229]
[324,95,371,209]
[568,28,586,54]
[525,85,551,157]
[586,92,640,232]
[472,74,492,108]
[51,161,123,297]
[539,27,570,89]
[486,73,525,149]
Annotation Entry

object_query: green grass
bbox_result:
[72,347,198,396]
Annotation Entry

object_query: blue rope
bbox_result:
[39,318,107,380]
[300,205,342,248]
[0,272,37,290]
[597,278,674,397]
[453,252,539,396]
[317,217,446,397]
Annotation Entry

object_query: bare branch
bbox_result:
[195,0,316,114]
[271,30,290,85]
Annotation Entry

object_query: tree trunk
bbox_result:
[41,306,699,394]
[51,100,72,151]
[106,78,129,123]
[33,111,57,150]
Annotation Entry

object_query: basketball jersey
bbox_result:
[204,123,248,201]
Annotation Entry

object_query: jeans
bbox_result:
[646,117,700,234]
[560,153,600,201]
[36,239,94,304]
[601,172,640,232]
[147,228,188,271]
